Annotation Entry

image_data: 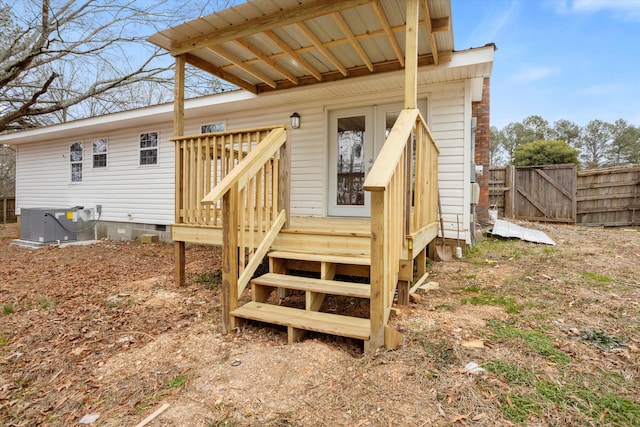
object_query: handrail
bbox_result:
[364,109,439,192]
[195,125,289,333]
[237,209,286,295]
[202,127,287,205]
[364,108,419,192]
[170,124,284,143]
[173,126,283,227]
[365,108,439,349]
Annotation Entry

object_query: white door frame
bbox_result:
[327,100,427,217]
[328,106,374,217]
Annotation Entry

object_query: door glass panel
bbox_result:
[336,115,365,206]
[385,111,400,138]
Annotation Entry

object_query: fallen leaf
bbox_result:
[472,413,487,421]
[69,347,88,356]
[450,414,468,423]
[461,340,485,349]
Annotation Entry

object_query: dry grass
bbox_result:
[1,222,639,426]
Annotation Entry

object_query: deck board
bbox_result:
[268,251,371,265]
[252,273,370,298]
[232,301,370,340]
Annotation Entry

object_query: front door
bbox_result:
[328,107,374,216]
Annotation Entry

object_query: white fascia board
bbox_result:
[448,45,495,72]
[470,77,484,102]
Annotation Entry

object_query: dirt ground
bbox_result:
[1,221,639,426]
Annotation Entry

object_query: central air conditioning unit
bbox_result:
[20,207,80,243]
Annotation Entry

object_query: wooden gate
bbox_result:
[512,165,576,222]
[490,164,640,225]
[490,165,576,223]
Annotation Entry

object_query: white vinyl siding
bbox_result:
[17,124,174,224]
[429,81,467,237]
[196,104,327,217]
[14,77,475,236]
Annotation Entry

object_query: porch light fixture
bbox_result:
[290,112,300,129]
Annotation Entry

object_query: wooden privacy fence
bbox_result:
[577,165,640,226]
[1,197,16,224]
[490,164,640,226]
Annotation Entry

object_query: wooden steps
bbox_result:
[232,301,370,340]
[252,273,370,298]
[268,251,371,266]
[230,250,375,345]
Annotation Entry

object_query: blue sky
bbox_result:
[452,0,640,129]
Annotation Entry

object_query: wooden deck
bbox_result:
[171,110,439,351]
[173,215,436,261]
[162,0,447,352]
[169,114,440,350]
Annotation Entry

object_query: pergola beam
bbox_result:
[431,16,450,33]
[332,12,374,72]
[295,22,348,77]
[263,30,323,81]
[420,0,439,65]
[255,51,452,93]
[235,39,299,85]
[171,0,374,56]
[184,53,257,94]
[219,18,451,73]
[372,0,405,67]
[208,45,277,88]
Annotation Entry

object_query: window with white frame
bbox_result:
[70,142,83,182]
[139,132,158,165]
[201,122,225,133]
[93,138,108,168]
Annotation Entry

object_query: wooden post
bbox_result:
[222,183,239,333]
[404,0,419,110]
[404,133,412,235]
[397,280,409,306]
[174,55,186,286]
[505,165,515,219]
[369,190,387,350]
[278,132,290,229]
[570,163,577,223]
[2,197,6,225]
[416,246,427,278]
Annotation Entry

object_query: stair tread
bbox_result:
[232,301,370,340]
[268,250,371,265]
[253,273,370,298]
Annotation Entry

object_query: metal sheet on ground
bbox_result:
[489,219,556,245]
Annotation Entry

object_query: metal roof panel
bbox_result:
[148,0,464,92]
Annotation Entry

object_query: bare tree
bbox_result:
[489,126,506,166]
[0,145,15,197]
[0,0,232,132]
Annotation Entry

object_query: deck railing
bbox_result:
[364,109,439,348]
[197,126,289,332]
[171,125,284,227]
